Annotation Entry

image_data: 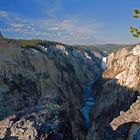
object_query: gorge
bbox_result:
[0,36,140,140]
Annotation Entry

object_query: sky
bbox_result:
[0,0,140,45]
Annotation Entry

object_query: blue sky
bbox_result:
[0,0,140,44]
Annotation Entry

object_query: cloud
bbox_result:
[10,23,26,28]
[45,18,101,44]
[48,27,59,31]
[41,0,60,18]
[0,10,111,44]
[57,19,98,36]
[0,11,9,18]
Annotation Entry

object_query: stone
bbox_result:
[0,39,103,140]
[0,37,140,140]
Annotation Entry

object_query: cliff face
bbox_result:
[0,41,103,140]
[102,45,140,139]
[104,47,140,90]
[85,45,140,140]
[0,37,140,140]
[106,45,140,139]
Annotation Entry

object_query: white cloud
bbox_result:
[0,10,102,44]
[0,11,9,18]
[57,19,98,36]
[10,23,26,28]
[48,27,59,31]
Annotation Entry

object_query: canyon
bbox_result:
[0,36,140,140]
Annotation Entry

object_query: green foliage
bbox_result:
[134,9,140,14]
[5,38,64,48]
[130,9,140,38]
[134,9,140,18]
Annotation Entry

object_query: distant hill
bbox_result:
[75,44,136,56]
[0,32,136,56]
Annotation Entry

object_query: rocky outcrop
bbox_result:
[104,45,140,139]
[0,40,103,139]
[0,36,140,140]
[104,46,140,90]
[110,96,140,131]
[0,98,71,140]
[84,45,140,140]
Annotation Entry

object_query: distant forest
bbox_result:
[0,32,136,56]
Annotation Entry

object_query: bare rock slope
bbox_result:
[0,39,103,140]
[0,36,140,140]
[104,45,140,139]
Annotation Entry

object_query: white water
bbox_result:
[101,57,107,70]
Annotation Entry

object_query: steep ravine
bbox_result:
[0,38,140,140]
[0,42,103,140]
[89,45,140,140]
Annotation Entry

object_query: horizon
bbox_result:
[0,0,140,45]
[1,34,136,46]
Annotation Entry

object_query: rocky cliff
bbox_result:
[107,45,140,140]
[0,37,140,140]
[0,38,103,140]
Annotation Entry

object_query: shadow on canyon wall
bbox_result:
[0,76,139,140]
[90,77,138,140]
[0,39,139,139]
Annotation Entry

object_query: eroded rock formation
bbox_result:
[0,40,103,140]
[105,45,140,139]
[0,37,140,140]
